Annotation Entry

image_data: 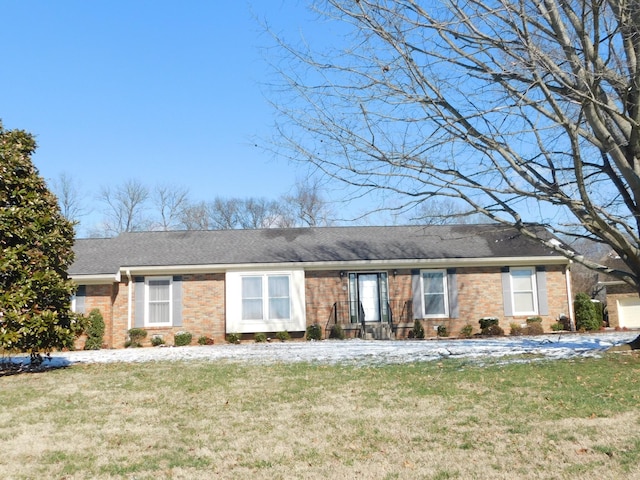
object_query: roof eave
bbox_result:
[112,255,569,276]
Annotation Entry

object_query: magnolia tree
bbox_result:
[0,124,79,364]
[272,0,640,290]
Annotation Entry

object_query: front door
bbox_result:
[348,272,389,323]
[358,274,380,321]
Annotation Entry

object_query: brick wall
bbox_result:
[305,266,570,337]
[106,273,227,348]
[80,264,570,348]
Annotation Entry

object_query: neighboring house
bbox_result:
[69,224,574,348]
[597,252,640,329]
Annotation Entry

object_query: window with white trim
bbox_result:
[510,267,538,315]
[421,269,449,317]
[145,277,172,326]
[241,274,291,321]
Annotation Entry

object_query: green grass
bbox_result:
[1,353,640,479]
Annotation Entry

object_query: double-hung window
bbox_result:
[421,270,448,317]
[510,267,538,315]
[241,274,291,321]
[146,277,172,326]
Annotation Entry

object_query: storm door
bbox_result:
[348,272,389,323]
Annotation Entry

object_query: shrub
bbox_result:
[459,324,473,338]
[329,324,346,340]
[411,319,425,339]
[276,331,290,342]
[227,332,241,344]
[174,331,193,347]
[84,309,105,350]
[480,317,503,335]
[126,328,147,348]
[198,336,214,345]
[437,325,449,337]
[479,317,499,331]
[254,333,267,343]
[510,323,523,336]
[574,293,601,331]
[485,324,505,336]
[306,323,322,341]
[558,315,572,330]
[550,322,564,332]
[525,317,544,335]
[151,335,165,346]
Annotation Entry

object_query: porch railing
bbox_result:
[325,299,413,338]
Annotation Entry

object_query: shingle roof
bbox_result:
[69,224,567,276]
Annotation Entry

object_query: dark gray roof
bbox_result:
[69,224,567,276]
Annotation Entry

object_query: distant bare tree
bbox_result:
[207,197,242,229]
[50,172,88,224]
[402,198,485,226]
[153,184,190,231]
[281,178,333,227]
[238,197,284,228]
[97,179,150,236]
[180,201,210,230]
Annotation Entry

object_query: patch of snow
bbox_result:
[3,332,638,369]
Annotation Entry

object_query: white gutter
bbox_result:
[565,263,576,331]
[126,269,132,331]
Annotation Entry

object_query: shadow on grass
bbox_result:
[0,356,72,376]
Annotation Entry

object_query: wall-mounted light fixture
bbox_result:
[392,269,398,277]
[339,271,345,278]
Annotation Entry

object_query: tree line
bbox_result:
[51,174,334,237]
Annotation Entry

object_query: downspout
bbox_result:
[565,263,576,331]
[126,270,132,331]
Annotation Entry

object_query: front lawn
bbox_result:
[1,353,640,479]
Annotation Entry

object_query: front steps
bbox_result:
[363,323,395,340]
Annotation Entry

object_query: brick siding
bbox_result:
[78,264,570,348]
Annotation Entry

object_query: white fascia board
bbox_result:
[118,255,569,276]
[70,273,119,285]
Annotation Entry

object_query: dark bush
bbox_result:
[437,325,449,337]
[487,325,505,336]
[276,331,290,342]
[174,331,193,346]
[329,324,346,340]
[306,323,322,341]
[254,333,267,343]
[411,319,425,339]
[479,317,499,331]
[126,328,147,348]
[574,293,601,331]
[84,309,105,350]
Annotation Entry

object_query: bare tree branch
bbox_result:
[268,0,640,289]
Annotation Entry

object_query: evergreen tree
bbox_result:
[0,123,79,364]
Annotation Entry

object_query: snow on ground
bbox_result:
[5,331,639,369]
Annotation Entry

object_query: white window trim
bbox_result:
[421,269,449,318]
[509,267,538,316]
[226,270,306,334]
[144,276,173,327]
[241,273,291,322]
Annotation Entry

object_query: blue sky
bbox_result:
[1,1,361,232]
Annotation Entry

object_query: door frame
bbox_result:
[347,271,389,323]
